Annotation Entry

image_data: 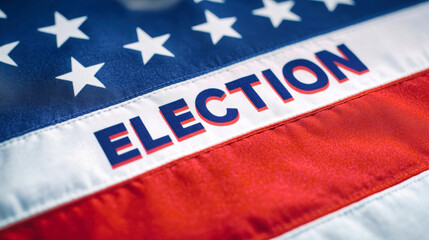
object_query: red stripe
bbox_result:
[2,70,429,240]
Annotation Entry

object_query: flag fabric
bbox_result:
[0,0,428,239]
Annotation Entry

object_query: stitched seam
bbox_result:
[280,170,429,239]
[1,1,427,147]
[251,167,429,240]
[1,69,427,232]
[109,69,429,190]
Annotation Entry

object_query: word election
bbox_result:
[94,43,369,169]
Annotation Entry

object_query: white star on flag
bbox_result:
[311,0,355,12]
[192,10,241,45]
[194,0,224,3]
[38,11,89,48]
[56,57,105,97]
[0,9,6,19]
[124,28,174,65]
[252,0,301,28]
[0,41,19,66]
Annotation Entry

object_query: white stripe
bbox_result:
[1,2,429,229]
[274,170,429,240]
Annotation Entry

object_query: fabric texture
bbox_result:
[1,70,428,240]
[1,0,429,239]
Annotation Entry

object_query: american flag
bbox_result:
[1,0,429,239]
